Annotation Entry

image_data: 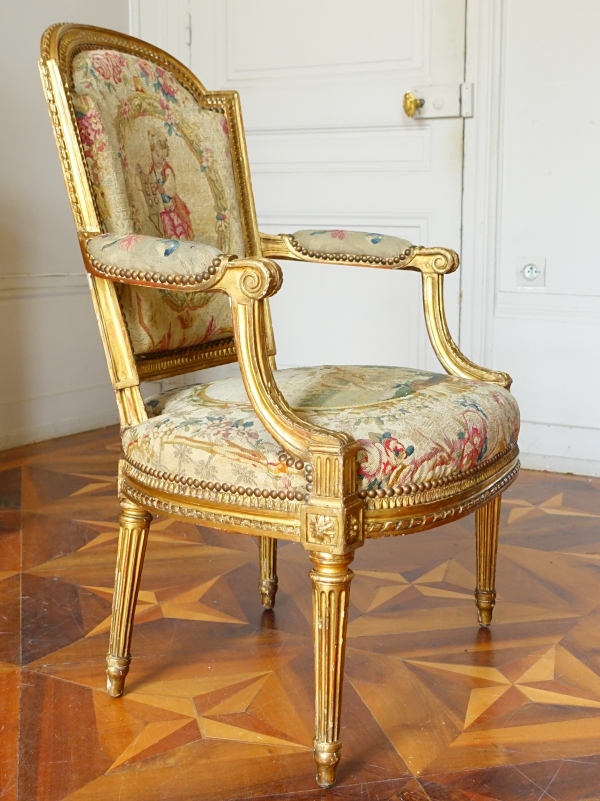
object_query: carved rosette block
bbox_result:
[475,495,501,626]
[302,502,364,555]
[258,535,278,609]
[106,500,152,697]
[309,551,354,788]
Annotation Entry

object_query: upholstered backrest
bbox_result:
[70,47,245,356]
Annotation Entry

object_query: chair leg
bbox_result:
[258,535,278,609]
[106,499,152,697]
[309,551,354,788]
[475,494,501,626]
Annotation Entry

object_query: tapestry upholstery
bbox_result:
[292,229,413,260]
[71,49,242,354]
[87,233,222,277]
[123,365,520,503]
[85,233,230,352]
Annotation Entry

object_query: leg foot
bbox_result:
[475,495,501,627]
[106,654,130,697]
[314,740,342,788]
[310,551,354,788]
[106,499,151,697]
[258,536,278,609]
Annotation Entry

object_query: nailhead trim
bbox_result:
[126,456,310,503]
[126,443,514,509]
[288,236,414,267]
[86,247,222,287]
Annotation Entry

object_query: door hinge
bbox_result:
[185,12,192,47]
[460,83,474,118]
[403,83,474,119]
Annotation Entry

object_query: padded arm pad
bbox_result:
[289,229,414,266]
[83,233,226,289]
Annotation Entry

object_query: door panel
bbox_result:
[189,0,467,371]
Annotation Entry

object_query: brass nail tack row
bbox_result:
[278,450,314,494]
[127,457,309,502]
[122,482,301,537]
[86,249,221,286]
[289,236,414,266]
[127,444,514,511]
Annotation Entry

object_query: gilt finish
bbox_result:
[106,500,152,697]
[258,536,278,609]
[40,23,519,787]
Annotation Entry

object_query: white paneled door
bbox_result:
[143,0,468,371]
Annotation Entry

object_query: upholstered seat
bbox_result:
[129,366,518,502]
[41,23,520,789]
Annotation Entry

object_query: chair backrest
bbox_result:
[40,23,274,383]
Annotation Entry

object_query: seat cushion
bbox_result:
[124,366,519,502]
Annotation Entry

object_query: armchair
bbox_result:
[40,24,519,789]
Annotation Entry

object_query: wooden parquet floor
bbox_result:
[1,427,600,801]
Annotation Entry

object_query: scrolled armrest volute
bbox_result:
[404,246,460,275]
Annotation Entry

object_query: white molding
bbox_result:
[0,384,117,451]
[246,125,431,173]
[222,0,427,83]
[129,0,141,37]
[0,274,87,301]
[495,290,600,324]
[519,420,600,478]
[131,0,191,65]
[520,453,600,478]
[459,0,504,364]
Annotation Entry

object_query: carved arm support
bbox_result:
[260,231,511,389]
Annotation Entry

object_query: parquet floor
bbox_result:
[1,427,600,801]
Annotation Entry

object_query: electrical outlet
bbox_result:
[516,257,546,288]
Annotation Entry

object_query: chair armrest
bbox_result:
[260,230,458,275]
[260,229,415,268]
[83,232,351,460]
[81,233,227,290]
[260,229,510,388]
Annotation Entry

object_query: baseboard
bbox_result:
[518,420,600,477]
[0,385,118,452]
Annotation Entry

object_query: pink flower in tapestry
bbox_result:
[77,109,106,150]
[155,66,179,100]
[91,51,126,84]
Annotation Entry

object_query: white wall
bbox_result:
[462,0,600,476]
[0,1,129,450]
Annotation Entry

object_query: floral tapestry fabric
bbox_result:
[292,230,413,260]
[71,49,243,354]
[123,365,519,501]
[86,233,222,277]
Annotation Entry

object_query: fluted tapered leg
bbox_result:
[106,500,152,697]
[309,551,354,788]
[475,495,501,626]
[258,536,278,609]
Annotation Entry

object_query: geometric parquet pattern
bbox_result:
[1,426,600,801]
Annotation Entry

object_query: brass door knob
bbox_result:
[403,91,425,118]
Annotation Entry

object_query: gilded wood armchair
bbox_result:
[40,24,519,788]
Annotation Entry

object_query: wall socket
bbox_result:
[516,257,546,288]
